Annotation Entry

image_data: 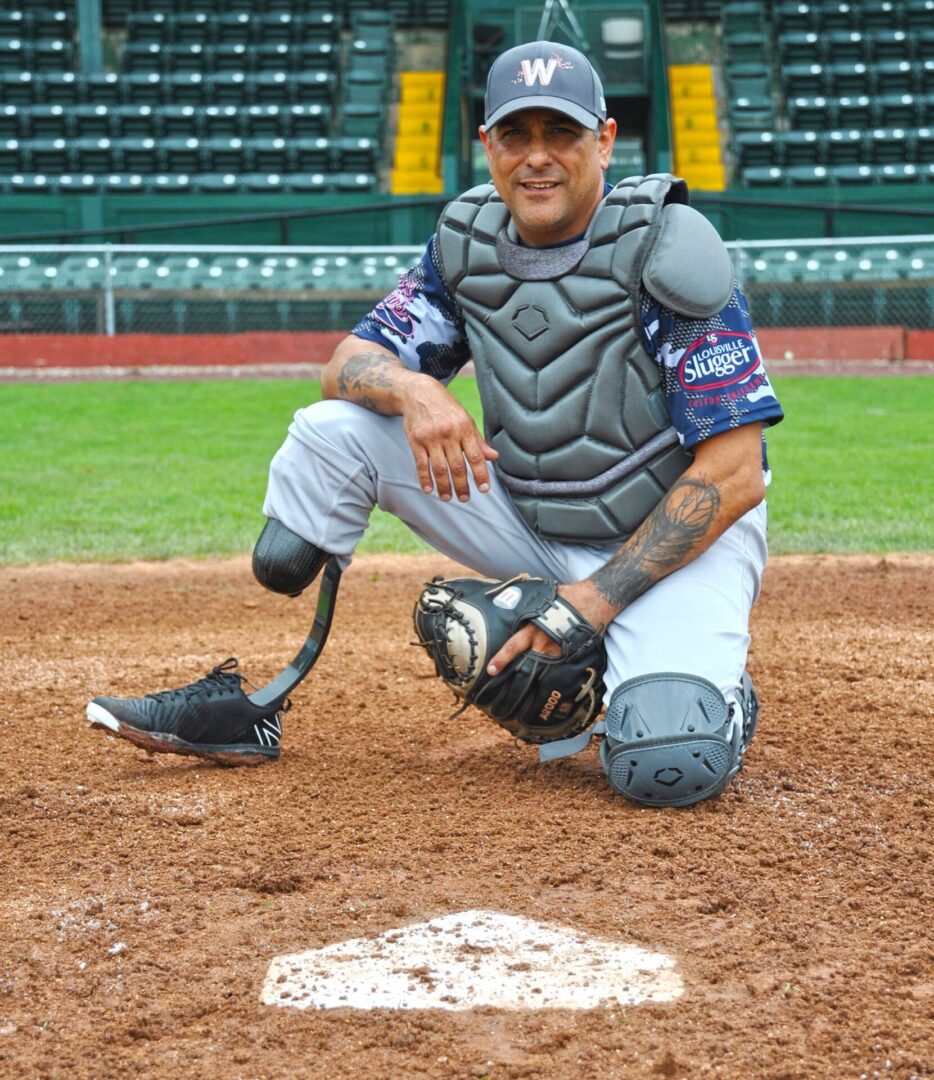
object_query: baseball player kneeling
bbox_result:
[88,40,783,808]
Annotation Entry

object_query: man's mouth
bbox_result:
[519,180,560,190]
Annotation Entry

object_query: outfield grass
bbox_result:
[0,375,930,564]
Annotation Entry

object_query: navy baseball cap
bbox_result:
[484,40,607,130]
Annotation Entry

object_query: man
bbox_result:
[88,41,783,807]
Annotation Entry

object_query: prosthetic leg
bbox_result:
[248,518,342,707]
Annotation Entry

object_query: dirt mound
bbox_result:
[1,554,931,1079]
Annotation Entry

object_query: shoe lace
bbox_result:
[148,657,245,704]
[147,658,293,713]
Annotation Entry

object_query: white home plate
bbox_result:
[261,909,683,1012]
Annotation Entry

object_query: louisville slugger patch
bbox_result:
[677,331,761,391]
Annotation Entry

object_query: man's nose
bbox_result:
[525,136,553,167]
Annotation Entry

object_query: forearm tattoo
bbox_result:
[591,476,721,610]
[336,352,401,412]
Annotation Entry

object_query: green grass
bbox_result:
[0,375,930,564]
[765,375,932,553]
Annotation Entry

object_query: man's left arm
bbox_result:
[486,422,764,674]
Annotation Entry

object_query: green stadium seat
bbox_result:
[126,13,169,45]
[243,103,283,137]
[202,105,242,138]
[0,137,23,171]
[875,93,921,127]
[204,72,250,105]
[828,163,876,183]
[195,172,240,193]
[729,95,776,131]
[782,63,826,97]
[787,95,833,129]
[71,105,114,139]
[906,0,934,29]
[119,72,166,104]
[815,2,860,31]
[0,11,28,37]
[117,136,158,171]
[784,163,831,185]
[286,104,329,138]
[0,105,18,139]
[779,129,822,164]
[822,129,864,164]
[876,161,923,182]
[111,104,157,136]
[25,104,70,138]
[29,138,70,172]
[874,60,915,95]
[39,71,83,104]
[725,62,771,99]
[72,137,116,172]
[333,136,378,172]
[835,94,874,127]
[342,69,387,107]
[779,32,822,65]
[827,62,873,96]
[336,171,378,192]
[288,172,331,192]
[174,12,214,45]
[341,103,384,138]
[868,29,915,62]
[290,137,331,171]
[247,136,287,171]
[774,1,816,33]
[216,12,253,43]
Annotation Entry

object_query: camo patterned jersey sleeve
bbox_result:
[351,236,471,383]
[641,282,785,471]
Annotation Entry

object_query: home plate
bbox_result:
[261,909,683,1012]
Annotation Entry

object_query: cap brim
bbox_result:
[485,96,601,130]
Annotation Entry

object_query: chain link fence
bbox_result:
[0,236,932,336]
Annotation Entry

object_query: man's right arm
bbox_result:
[321,334,498,503]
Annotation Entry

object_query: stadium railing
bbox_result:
[0,236,931,349]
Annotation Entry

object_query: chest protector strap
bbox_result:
[436,174,732,545]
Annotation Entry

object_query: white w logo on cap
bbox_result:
[520,57,559,87]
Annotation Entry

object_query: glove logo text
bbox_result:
[539,689,563,721]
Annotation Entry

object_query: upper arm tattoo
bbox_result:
[336,351,403,412]
[590,476,721,610]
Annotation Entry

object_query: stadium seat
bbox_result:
[822,129,864,164]
[876,93,922,127]
[874,61,915,95]
[779,32,823,65]
[774,1,817,33]
[835,95,874,127]
[0,105,18,139]
[248,137,289,171]
[242,104,283,137]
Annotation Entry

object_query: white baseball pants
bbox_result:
[263,400,768,706]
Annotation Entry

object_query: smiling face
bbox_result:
[479,108,617,247]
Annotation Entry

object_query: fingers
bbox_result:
[487,626,560,676]
[403,388,499,501]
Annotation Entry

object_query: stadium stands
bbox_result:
[0,1,455,196]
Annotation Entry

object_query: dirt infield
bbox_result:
[1,554,931,1079]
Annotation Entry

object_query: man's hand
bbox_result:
[486,580,615,675]
[321,334,498,503]
[401,377,498,502]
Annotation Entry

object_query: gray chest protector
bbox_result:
[435,173,734,544]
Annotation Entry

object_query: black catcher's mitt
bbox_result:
[412,575,607,745]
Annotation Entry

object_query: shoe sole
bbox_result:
[86,702,279,767]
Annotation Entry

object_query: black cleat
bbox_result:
[86,658,287,766]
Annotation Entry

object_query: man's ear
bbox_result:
[598,118,617,170]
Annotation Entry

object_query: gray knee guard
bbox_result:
[600,671,759,808]
[252,518,327,597]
